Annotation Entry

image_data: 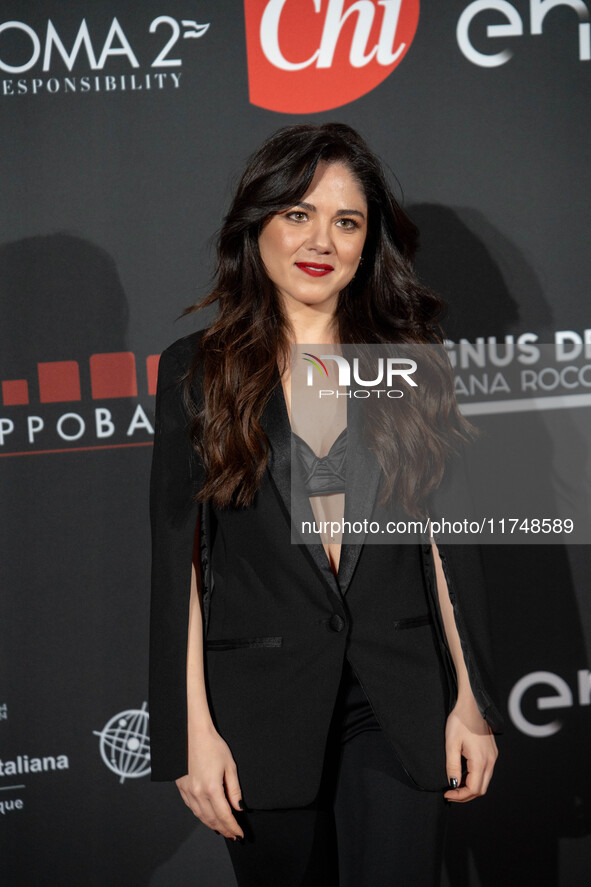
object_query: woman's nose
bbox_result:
[305,219,334,253]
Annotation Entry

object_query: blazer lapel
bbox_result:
[260,366,382,598]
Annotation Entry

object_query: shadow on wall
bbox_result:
[0,233,130,348]
[410,204,591,887]
[0,232,129,374]
[409,203,554,340]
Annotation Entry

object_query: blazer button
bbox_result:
[328,614,345,632]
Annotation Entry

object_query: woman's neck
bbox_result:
[286,314,338,346]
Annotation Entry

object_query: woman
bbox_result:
[149,123,504,886]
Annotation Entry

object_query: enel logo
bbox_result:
[244,0,420,113]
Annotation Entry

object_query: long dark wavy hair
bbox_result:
[182,122,474,514]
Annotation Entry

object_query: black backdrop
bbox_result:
[1,2,590,884]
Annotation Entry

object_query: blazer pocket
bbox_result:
[392,613,434,630]
[205,636,283,651]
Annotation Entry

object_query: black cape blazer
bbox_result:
[148,329,506,808]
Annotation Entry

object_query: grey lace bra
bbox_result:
[292,426,348,496]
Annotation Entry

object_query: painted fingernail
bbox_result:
[449,777,458,789]
[444,798,452,807]
[238,799,244,809]
[214,830,220,835]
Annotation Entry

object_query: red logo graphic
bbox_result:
[1,352,160,407]
[0,352,161,457]
[244,0,420,113]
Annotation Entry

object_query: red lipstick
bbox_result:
[295,262,334,277]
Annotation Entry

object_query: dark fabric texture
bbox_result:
[148,341,203,781]
[224,661,449,886]
[293,426,348,495]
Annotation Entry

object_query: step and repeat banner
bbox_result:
[1,2,590,884]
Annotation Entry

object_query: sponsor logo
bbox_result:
[0,797,24,816]
[509,668,591,736]
[445,330,591,414]
[0,749,70,816]
[244,0,420,113]
[93,703,150,783]
[0,705,71,815]
[0,351,159,456]
[0,15,210,97]
[457,0,590,67]
[0,753,70,776]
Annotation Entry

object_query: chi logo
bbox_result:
[244,0,420,113]
[93,702,151,783]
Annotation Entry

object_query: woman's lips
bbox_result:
[295,262,334,277]
[296,262,334,277]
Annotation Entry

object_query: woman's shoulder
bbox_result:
[159,326,210,372]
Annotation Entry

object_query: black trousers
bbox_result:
[225,658,449,886]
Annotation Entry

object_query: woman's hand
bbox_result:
[175,725,245,840]
[443,693,498,802]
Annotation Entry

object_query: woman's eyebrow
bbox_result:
[294,201,366,220]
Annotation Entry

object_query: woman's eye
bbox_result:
[337,218,359,230]
[287,211,307,222]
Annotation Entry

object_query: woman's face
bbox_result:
[258,161,367,320]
